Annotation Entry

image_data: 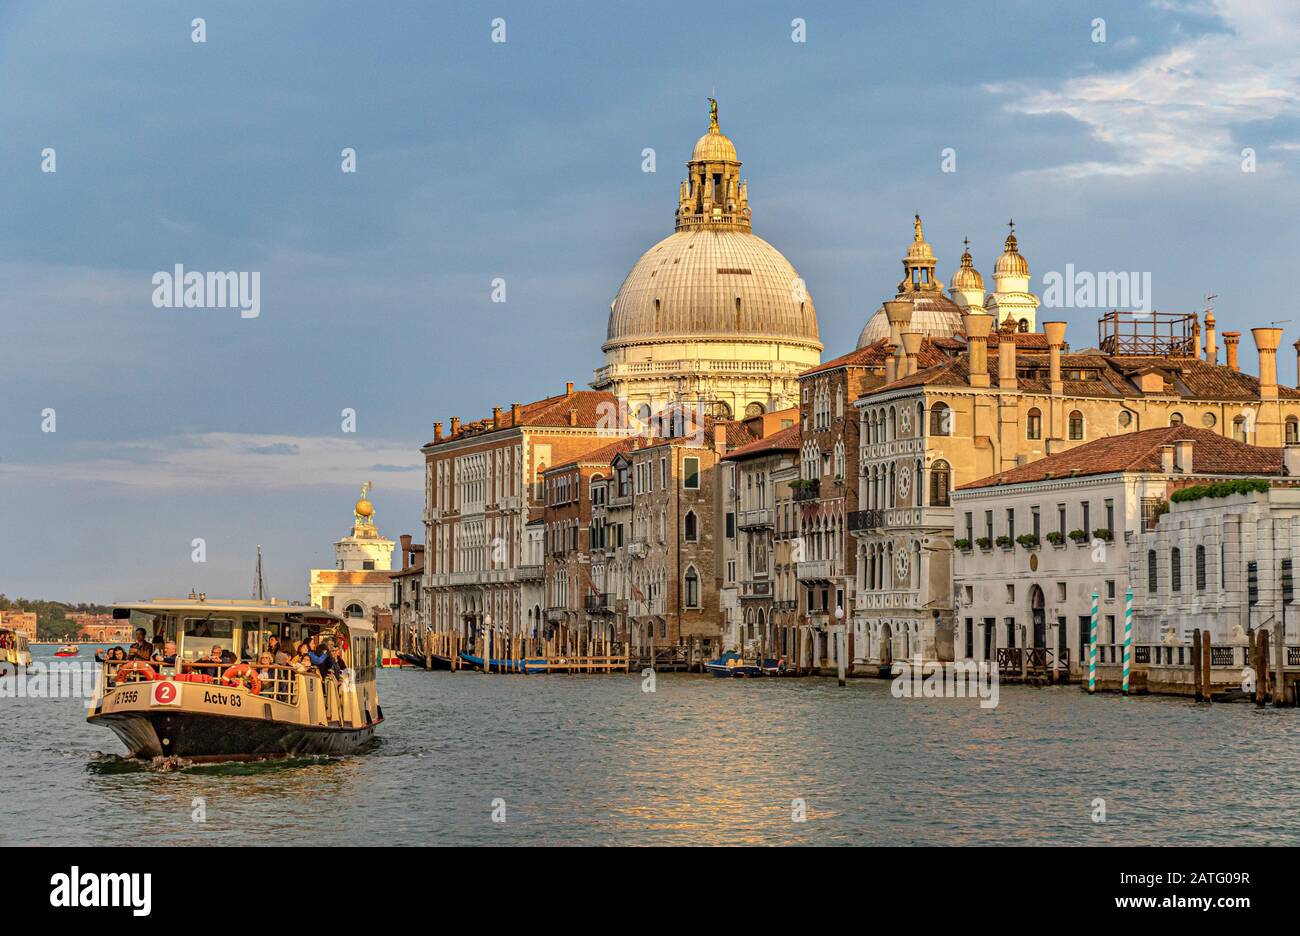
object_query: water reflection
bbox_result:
[2,644,1299,845]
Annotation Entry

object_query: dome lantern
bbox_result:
[677,98,749,232]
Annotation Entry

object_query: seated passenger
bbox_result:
[256,651,275,680]
[151,641,178,665]
[198,645,233,667]
[308,638,335,678]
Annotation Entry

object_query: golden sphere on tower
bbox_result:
[354,498,374,519]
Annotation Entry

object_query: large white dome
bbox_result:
[604,228,821,352]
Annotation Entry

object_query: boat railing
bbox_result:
[103,659,304,706]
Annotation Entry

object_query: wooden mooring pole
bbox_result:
[1200,629,1212,703]
[1256,629,1269,707]
[1192,629,1202,702]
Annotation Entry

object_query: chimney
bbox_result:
[1294,340,1300,389]
[433,421,443,442]
[1192,319,1202,360]
[963,312,992,388]
[1252,327,1282,399]
[492,406,502,429]
[1043,321,1067,395]
[884,299,914,346]
[884,349,898,384]
[1160,444,1175,473]
[511,402,522,423]
[1285,444,1300,477]
[1205,311,1217,364]
[1223,331,1240,372]
[450,416,460,435]
[901,331,923,378]
[714,422,728,455]
[1173,439,1194,474]
[399,534,412,570]
[568,409,578,427]
[998,332,1017,389]
[565,381,575,397]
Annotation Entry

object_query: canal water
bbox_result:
[3,645,1298,846]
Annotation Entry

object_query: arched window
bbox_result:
[1147,550,1158,593]
[683,510,698,542]
[888,407,897,440]
[888,463,896,508]
[745,402,765,418]
[1017,319,1029,332]
[1068,410,1084,441]
[916,402,925,437]
[684,567,700,608]
[345,603,364,619]
[1169,412,1184,427]
[930,459,951,507]
[1170,547,1182,592]
[1026,408,1043,440]
[1195,545,1206,591]
[930,402,952,436]
[1287,416,1299,445]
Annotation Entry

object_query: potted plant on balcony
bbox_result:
[976,536,992,550]
[1045,530,1066,547]
[1016,533,1040,550]
[995,535,1014,550]
[1068,528,1089,545]
[1092,528,1113,542]
[954,538,972,551]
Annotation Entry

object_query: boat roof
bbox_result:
[113,598,377,638]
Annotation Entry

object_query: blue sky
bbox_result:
[2,0,1298,602]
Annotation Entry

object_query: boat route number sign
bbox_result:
[151,681,182,706]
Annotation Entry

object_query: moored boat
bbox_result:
[458,652,547,674]
[87,598,382,761]
[399,651,452,670]
[704,651,763,678]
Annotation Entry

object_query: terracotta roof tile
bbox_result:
[722,423,802,461]
[958,425,1282,490]
[426,389,619,446]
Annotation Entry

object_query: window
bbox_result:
[964,511,973,543]
[346,603,364,619]
[1005,508,1015,541]
[1104,499,1114,534]
[1057,504,1067,538]
[930,402,952,436]
[1026,408,1042,440]
[984,510,994,541]
[1081,501,1091,535]
[1106,579,1116,599]
[1147,550,1158,593]
[1233,416,1247,442]
[929,459,950,507]
[1195,544,1206,591]
[1169,412,1184,427]
[1287,416,1299,445]
[1170,547,1182,592]
[725,512,735,538]
[1031,506,1040,540]
[684,511,698,542]
[684,568,700,608]
[683,457,700,489]
[1068,410,1084,440]
[362,560,375,571]
[1005,618,1017,648]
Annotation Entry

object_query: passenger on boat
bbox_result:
[95,646,127,663]
[255,652,276,680]
[199,645,234,666]
[128,628,155,661]
[151,641,178,665]
[289,641,313,673]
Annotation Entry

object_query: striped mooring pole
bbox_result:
[1088,590,1099,694]
[1122,587,1133,696]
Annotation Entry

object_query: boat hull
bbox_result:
[704,663,763,678]
[400,652,452,671]
[88,709,379,761]
[459,652,546,674]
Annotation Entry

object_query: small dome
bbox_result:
[692,127,738,163]
[857,293,965,348]
[950,244,984,291]
[994,232,1030,277]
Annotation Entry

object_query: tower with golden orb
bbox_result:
[308,481,396,620]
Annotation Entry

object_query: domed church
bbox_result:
[856,217,1040,347]
[591,101,823,420]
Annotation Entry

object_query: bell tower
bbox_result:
[676,99,750,232]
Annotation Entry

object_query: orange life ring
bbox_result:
[114,661,157,683]
[220,664,262,696]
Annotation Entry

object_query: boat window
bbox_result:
[181,617,235,661]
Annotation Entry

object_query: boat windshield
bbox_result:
[180,617,236,662]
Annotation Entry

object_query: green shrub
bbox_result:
[1170,478,1270,504]
[954,538,972,550]
[976,536,992,549]
[1045,531,1065,546]
[1016,533,1040,549]
[995,535,1014,548]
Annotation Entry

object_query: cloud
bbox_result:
[987,0,1300,179]
[2,433,421,491]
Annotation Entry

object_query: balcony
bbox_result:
[584,593,613,614]
[847,509,882,533]
[791,479,820,502]
[796,559,839,582]
[738,507,773,530]
[627,540,648,559]
[545,608,568,624]
[516,563,543,580]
